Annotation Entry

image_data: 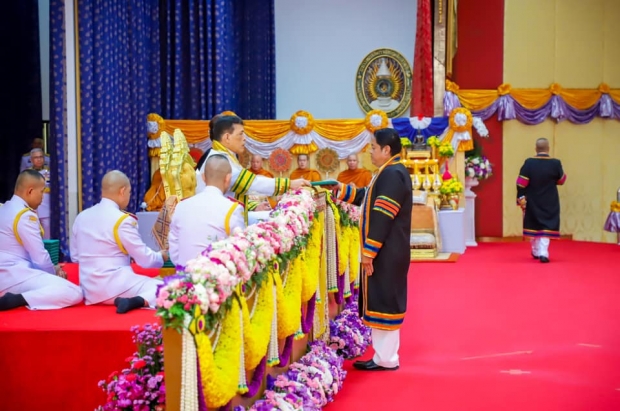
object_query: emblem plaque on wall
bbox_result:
[355,48,412,118]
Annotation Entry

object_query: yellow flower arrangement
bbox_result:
[275,260,302,340]
[302,213,323,302]
[240,273,274,371]
[196,295,242,409]
[438,141,455,158]
[426,136,441,148]
[439,177,464,195]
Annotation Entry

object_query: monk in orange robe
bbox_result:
[249,154,277,209]
[250,154,274,178]
[143,169,166,211]
[337,154,372,188]
[290,154,321,182]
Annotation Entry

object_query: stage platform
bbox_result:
[0,263,160,411]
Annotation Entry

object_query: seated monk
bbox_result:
[337,154,373,188]
[249,153,277,209]
[290,154,322,182]
[143,169,166,211]
[0,170,82,311]
[71,170,169,314]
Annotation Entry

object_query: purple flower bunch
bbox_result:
[97,324,165,411]
[328,301,372,359]
[247,341,346,411]
[465,155,493,180]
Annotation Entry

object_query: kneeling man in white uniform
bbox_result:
[169,154,245,267]
[0,170,83,310]
[71,170,169,314]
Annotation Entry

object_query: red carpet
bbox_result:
[327,241,620,411]
[0,263,160,411]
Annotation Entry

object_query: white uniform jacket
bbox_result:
[0,195,54,290]
[195,147,290,199]
[168,186,245,266]
[70,198,164,304]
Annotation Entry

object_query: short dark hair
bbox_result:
[15,169,45,191]
[208,114,222,140]
[212,115,244,142]
[374,128,402,156]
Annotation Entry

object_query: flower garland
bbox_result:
[195,294,243,409]
[302,210,323,302]
[96,324,165,411]
[276,258,302,340]
[241,271,274,372]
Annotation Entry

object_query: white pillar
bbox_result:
[464,177,478,246]
[65,0,79,227]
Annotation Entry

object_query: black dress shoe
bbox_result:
[353,360,399,371]
[539,256,550,263]
[531,253,540,259]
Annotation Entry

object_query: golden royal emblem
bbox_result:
[356,48,412,118]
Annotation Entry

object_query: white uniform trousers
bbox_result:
[101,276,162,307]
[530,237,550,258]
[1,274,83,310]
[371,328,400,368]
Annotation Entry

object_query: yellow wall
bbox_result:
[503,0,620,242]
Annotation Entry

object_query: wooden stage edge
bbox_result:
[476,235,573,243]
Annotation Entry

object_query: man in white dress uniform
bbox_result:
[71,171,169,314]
[195,115,310,203]
[0,170,82,311]
[20,138,50,172]
[169,155,245,266]
[29,148,51,239]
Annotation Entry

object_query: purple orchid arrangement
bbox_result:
[246,341,346,411]
[465,155,493,180]
[328,300,372,359]
[96,324,165,411]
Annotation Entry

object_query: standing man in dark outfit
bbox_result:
[334,128,412,371]
[516,138,567,263]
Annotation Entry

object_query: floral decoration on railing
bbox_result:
[444,80,620,125]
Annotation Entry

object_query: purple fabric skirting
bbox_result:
[604,212,620,232]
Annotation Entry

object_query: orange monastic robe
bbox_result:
[337,168,373,188]
[290,168,322,182]
[143,169,166,211]
[253,168,274,178]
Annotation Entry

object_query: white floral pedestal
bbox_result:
[464,177,478,246]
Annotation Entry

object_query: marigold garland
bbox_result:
[196,295,242,409]
[302,212,323,302]
[275,260,302,340]
[338,224,350,276]
[241,272,274,372]
[348,226,361,285]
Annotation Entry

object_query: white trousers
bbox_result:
[101,277,162,307]
[371,328,400,368]
[531,237,550,258]
[40,217,51,240]
[1,274,83,310]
